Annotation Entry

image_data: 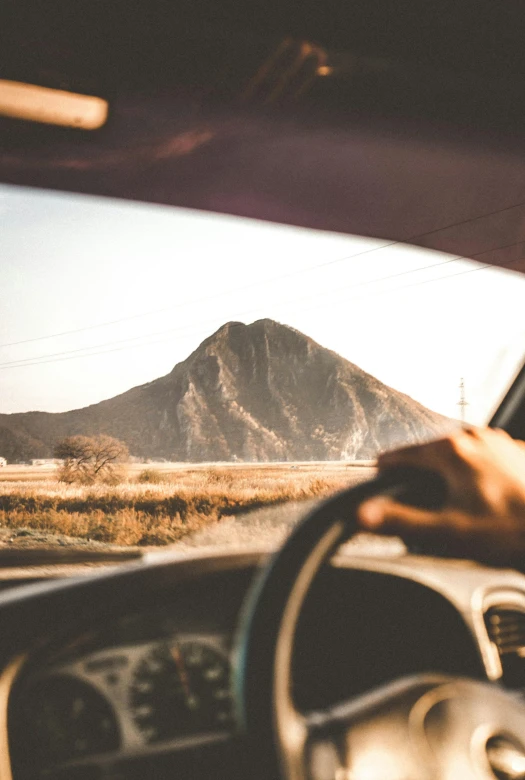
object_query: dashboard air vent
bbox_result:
[484,607,525,688]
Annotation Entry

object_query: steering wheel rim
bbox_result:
[233,469,445,776]
[233,468,447,778]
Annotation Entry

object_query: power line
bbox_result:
[0,264,502,371]
[3,194,525,349]
[242,237,525,320]
[0,255,466,368]
[1,241,520,371]
[4,233,521,370]
[0,240,394,349]
[271,258,490,319]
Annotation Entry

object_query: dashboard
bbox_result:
[4,549,525,780]
[7,564,254,780]
[12,630,233,769]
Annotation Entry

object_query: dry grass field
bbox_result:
[0,462,375,547]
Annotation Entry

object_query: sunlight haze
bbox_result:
[1,183,524,424]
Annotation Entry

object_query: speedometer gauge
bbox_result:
[16,676,120,766]
[129,640,233,743]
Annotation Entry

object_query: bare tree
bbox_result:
[55,435,129,484]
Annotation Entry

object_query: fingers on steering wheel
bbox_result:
[357,497,456,538]
[377,432,477,476]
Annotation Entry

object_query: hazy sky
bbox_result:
[1,182,525,424]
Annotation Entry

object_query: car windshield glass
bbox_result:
[1,183,525,552]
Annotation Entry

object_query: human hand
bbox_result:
[357,427,525,566]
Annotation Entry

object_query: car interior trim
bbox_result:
[475,588,525,681]
[0,656,25,780]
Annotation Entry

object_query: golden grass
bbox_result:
[0,464,373,546]
[0,508,209,547]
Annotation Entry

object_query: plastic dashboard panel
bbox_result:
[0,549,516,779]
[0,549,523,779]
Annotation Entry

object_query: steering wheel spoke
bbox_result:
[304,673,525,780]
[303,675,443,780]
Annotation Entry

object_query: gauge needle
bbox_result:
[171,645,192,703]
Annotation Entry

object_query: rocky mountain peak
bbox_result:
[0,320,451,463]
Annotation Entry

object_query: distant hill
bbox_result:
[0,319,451,462]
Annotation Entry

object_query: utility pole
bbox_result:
[458,377,469,424]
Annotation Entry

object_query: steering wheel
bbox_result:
[234,469,525,780]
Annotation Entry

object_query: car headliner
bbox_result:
[2,0,525,277]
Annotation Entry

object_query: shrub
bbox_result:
[137,469,166,484]
[55,435,129,485]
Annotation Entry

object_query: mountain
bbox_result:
[0,319,451,462]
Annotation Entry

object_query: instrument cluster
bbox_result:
[11,632,234,770]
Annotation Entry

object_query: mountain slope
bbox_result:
[0,320,451,462]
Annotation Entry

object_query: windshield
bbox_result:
[1,183,525,553]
